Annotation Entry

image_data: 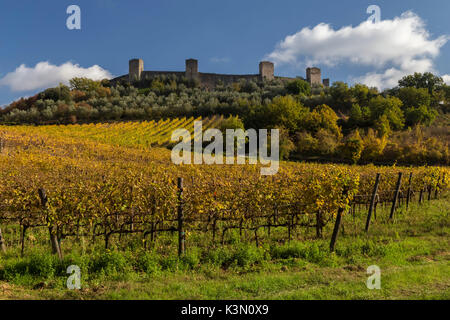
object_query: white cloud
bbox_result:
[354,58,434,89]
[0,61,113,92]
[266,11,449,89]
[443,75,450,85]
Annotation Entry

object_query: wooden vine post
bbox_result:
[406,172,413,209]
[20,224,28,257]
[419,187,424,204]
[0,137,4,154]
[389,173,403,220]
[365,173,381,232]
[434,175,441,199]
[330,208,344,253]
[177,178,186,256]
[0,226,6,253]
[437,173,446,199]
[330,188,349,252]
[39,188,62,260]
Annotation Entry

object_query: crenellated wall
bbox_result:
[110,58,330,89]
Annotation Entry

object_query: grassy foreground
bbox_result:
[0,196,449,300]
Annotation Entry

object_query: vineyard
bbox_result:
[0,121,449,260]
[1,116,225,150]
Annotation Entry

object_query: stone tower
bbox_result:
[129,59,144,82]
[259,61,274,81]
[306,67,321,86]
[186,59,199,81]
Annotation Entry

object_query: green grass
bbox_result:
[0,196,448,300]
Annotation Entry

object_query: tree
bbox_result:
[218,115,245,133]
[348,104,371,128]
[314,129,340,155]
[266,96,308,133]
[374,115,391,138]
[361,128,388,161]
[404,105,437,127]
[286,79,311,96]
[150,79,165,93]
[340,130,363,164]
[240,80,260,93]
[442,84,450,102]
[348,104,363,126]
[397,87,431,109]
[368,96,405,131]
[276,127,295,160]
[398,72,444,94]
[302,104,341,137]
[329,81,353,111]
[296,131,319,155]
[39,84,71,102]
[440,84,450,113]
[69,78,102,92]
[350,84,371,106]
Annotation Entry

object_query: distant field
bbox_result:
[0,122,448,300]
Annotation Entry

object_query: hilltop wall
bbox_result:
[110,58,330,89]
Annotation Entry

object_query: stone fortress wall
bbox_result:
[111,58,330,89]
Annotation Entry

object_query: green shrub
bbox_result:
[271,242,308,259]
[228,244,266,268]
[0,251,58,279]
[203,247,232,267]
[271,241,338,267]
[180,249,201,270]
[28,252,59,277]
[57,253,90,277]
[159,254,180,272]
[336,239,387,258]
[89,250,130,274]
[136,251,161,274]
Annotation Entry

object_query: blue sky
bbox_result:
[1,0,449,106]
